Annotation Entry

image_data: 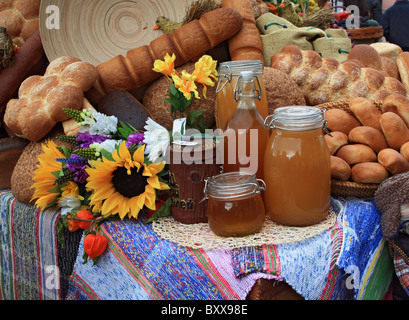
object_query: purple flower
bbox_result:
[76,132,108,149]
[65,154,89,184]
[126,132,145,148]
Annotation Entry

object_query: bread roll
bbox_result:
[380,112,409,150]
[326,109,361,135]
[351,162,389,184]
[381,57,400,80]
[336,144,377,165]
[397,52,409,94]
[382,93,409,127]
[349,97,382,130]
[330,155,351,181]
[378,148,409,174]
[324,131,348,155]
[348,126,388,153]
[401,141,409,161]
[370,42,403,61]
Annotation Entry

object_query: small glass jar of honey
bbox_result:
[204,172,266,237]
[263,106,331,227]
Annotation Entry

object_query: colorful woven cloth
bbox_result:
[65,199,392,300]
[0,190,82,300]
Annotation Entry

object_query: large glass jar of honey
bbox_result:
[204,172,266,237]
[216,60,268,131]
[263,106,331,227]
[223,71,270,181]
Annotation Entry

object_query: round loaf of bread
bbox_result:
[351,162,390,183]
[326,108,361,135]
[0,137,29,189]
[380,111,409,150]
[330,155,351,181]
[370,42,403,62]
[349,97,382,130]
[348,126,388,153]
[382,93,409,127]
[347,44,383,72]
[378,148,409,174]
[336,144,377,165]
[325,131,348,155]
[401,141,409,161]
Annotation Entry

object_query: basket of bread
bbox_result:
[317,95,409,198]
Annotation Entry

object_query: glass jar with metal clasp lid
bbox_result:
[263,106,332,227]
[203,172,266,237]
[215,60,268,131]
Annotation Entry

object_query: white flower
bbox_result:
[79,109,118,137]
[143,117,170,163]
[59,195,83,216]
[91,139,122,154]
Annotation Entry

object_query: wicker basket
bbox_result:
[317,99,384,198]
[346,26,383,40]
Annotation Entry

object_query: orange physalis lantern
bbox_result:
[83,234,107,259]
[76,210,95,229]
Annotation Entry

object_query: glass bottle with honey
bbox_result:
[216,60,268,131]
[263,106,331,227]
[223,71,270,180]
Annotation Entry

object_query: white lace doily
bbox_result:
[152,208,337,250]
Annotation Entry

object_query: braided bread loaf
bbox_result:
[270,45,407,106]
[4,56,98,141]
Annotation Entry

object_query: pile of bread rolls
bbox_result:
[325,94,409,184]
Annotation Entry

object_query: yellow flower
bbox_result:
[152,53,176,78]
[192,55,218,98]
[31,140,65,211]
[85,142,169,220]
[172,70,199,100]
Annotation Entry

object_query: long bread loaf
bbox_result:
[86,8,243,104]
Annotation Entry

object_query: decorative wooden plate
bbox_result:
[39,0,195,66]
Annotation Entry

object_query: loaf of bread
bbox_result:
[351,162,390,184]
[4,56,98,141]
[330,155,351,181]
[397,52,409,94]
[349,97,382,130]
[222,0,265,64]
[348,126,388,153]
[347,44,400,80]
[325,131,348,155]
[326,109,361,135]
[379,111,409,150]
[0,0,40,46]
[336,144,377,165]
[98,90,152,132]
[0,30,45,116]
[270,45,406,105]
[86,8,243,105]
[0,136,29,189]
[382,93,409,127]
[401,141,409,162]
[370,42,403,62]
[378,148,409,175]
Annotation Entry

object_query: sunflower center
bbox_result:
[112,166,148,198]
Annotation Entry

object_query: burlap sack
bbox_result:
[256,13,326,66]
[312,28,352,63]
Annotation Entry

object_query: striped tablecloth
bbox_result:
[0,189,394,300]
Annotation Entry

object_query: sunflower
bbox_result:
[31,140,65,211]
[85,141,169,219]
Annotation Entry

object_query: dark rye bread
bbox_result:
[0,137,29,189]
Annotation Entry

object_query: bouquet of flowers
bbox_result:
[31,108,170,264]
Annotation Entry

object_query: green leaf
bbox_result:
[146,197,172,223]
[100,148,114,161]
[186,110,205,128]
[56,219,65,249]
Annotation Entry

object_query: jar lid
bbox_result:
[265,106,326,131]
[203,172,266,199]
[218,60,263,76]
